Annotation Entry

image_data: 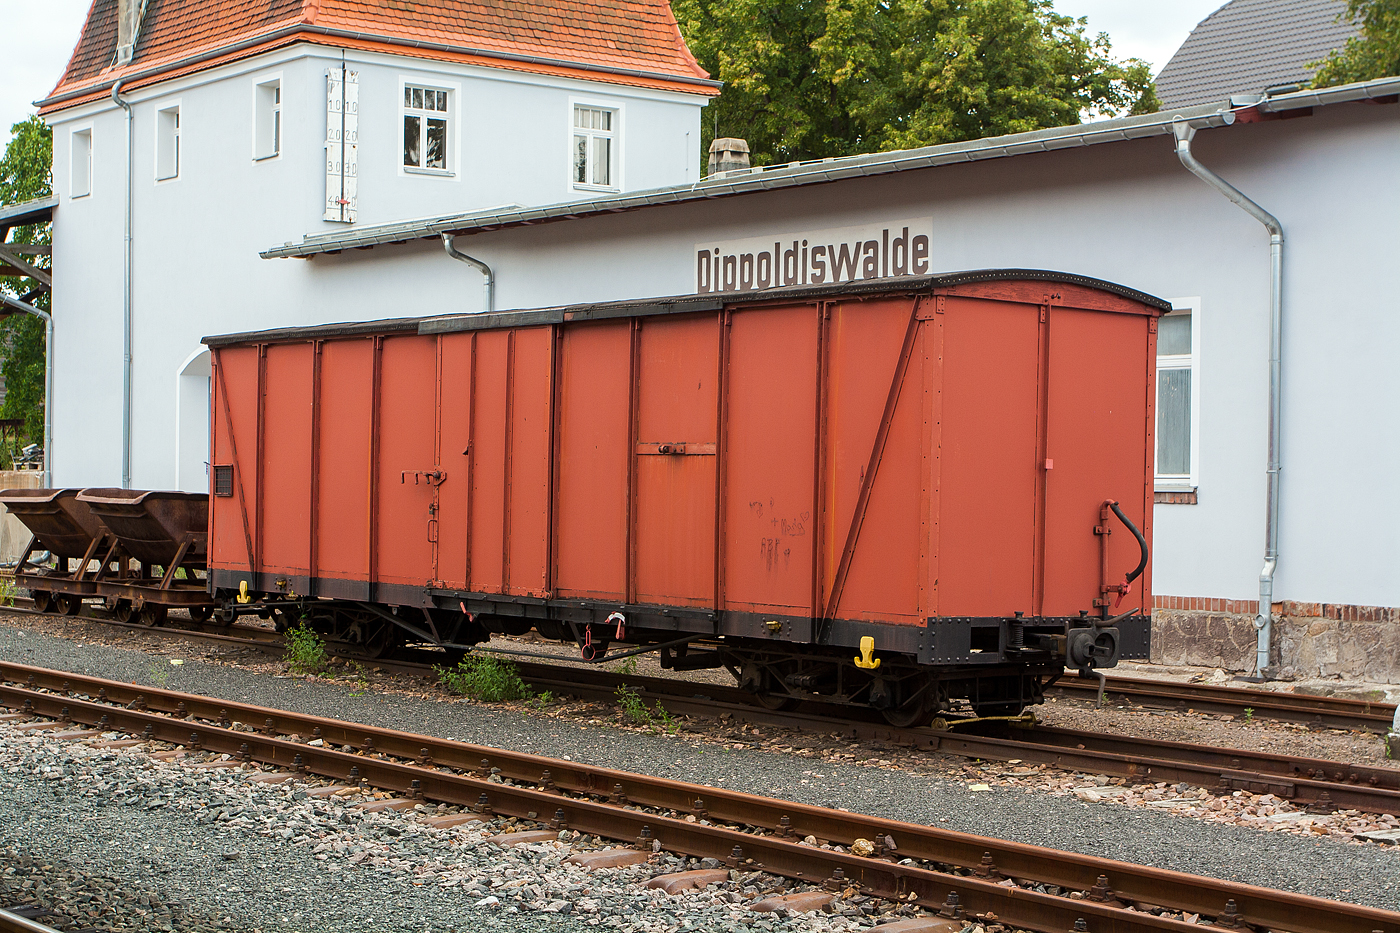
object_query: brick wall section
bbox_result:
[1151,595,1400,681]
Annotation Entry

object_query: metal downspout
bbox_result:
[441,234,494,312]
[1172,117,1284,678]
[111,80,134,489]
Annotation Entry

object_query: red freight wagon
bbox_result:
[205,271,1161,725]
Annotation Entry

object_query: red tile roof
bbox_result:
[41,0,717,114]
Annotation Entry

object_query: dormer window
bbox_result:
[404,85,449,172]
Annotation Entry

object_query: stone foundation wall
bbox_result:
[1152,599,1400,682]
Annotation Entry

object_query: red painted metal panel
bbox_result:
[505,326,554,597]
[375,335,438,588]
[1042,306,1153,616]
[210,346,260,573]
[313,339,373,586]
[722,304,818,614]
[555,321,631,600]
[258,343,314,578]
[821,297,926,624]
[634,314,718,607]
[469,330,509,594]
[435,333,474,590]
[937,297,1040,617]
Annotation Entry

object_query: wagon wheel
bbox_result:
[880,703,934,729]
[137,604,168,627]
[31,591,52,614]
[187,606,213,624]
[754,692,800,712]
[111,601,136,624]
[53,593,83,617]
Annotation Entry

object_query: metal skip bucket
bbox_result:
[74,489,208,571]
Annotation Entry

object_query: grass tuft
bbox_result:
[435,655,532,703]
[284,620,329,675]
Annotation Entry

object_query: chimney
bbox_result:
[707,138,750,177]
[116,0,149,66]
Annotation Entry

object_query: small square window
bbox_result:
[213,465,234,497]
[403,84,450,172]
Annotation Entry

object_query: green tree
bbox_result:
[0,115,52,450]
[674,0,1157,168]
[1312,0,1400,87]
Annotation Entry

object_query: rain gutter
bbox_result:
[1171,117,1284,679]
[37,25,719,113]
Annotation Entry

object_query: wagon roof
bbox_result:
[201,269,1171,347]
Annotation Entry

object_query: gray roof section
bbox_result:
[0,196,57,230]
[262,75,1400,261]
[1156,0,1359,109]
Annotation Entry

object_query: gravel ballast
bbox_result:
[3,619,1400,924]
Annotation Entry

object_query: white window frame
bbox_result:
[155,100,181,181]
[568,96,623,192]
[399,77,459,178]
[252,72,283,162]
[70,125,93,198]
[1155,297,1201,491]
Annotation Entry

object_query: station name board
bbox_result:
[695,218,932,295]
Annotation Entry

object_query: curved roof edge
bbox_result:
[202,270,1169,347]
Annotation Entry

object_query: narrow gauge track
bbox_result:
[5,605,1399,814]
[3,662,1398,933]
[1050,678,1396,733]
[0,907,64,933]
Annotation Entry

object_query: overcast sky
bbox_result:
[0,0,1226,143]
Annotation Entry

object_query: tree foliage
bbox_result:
[1312,0,1400,87]
[0,115,52,446]
[673,0,1158,167]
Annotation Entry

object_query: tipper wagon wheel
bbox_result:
[188,606,213,624]
[112,601,135,623]
[137,604,168,627]
[53,593,83,616]
[31,591,52,614]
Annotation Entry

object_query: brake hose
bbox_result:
[1109,500,1150,585]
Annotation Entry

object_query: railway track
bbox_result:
[3,661,1397,933]
[0,907,63,933]
[1050,676,1396,733]
[6,605,1398,814]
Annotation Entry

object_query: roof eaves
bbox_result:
[0,196,58,229]
[40,21,721,114]
[262,104,1236,259]
[1259,74,1400,110]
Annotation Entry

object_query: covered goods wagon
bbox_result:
[205,271,1162,725]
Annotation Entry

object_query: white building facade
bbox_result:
[41,3,1400,678]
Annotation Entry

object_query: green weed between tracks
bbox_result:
[284,620,329,675]
[615,684,679,734]
[435,655,533,703]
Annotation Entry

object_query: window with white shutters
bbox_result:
[324,67,358,223]
[403,85,450,172]
[572,105,616,189]
[1156,300,1200,491]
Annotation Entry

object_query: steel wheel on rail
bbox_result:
[31,591,52,613]
[137,604,168,627]
[187,606,213,624]
[880,702,935,728]
[111,601,135,624]
[754,692,800,712]
[53,593,83,616]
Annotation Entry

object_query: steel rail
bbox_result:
[0,908,64,933]
[1051,677,1395,732]
[6,609,1397,811]
[3,663,1398,933]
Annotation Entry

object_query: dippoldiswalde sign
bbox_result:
[695,218,932,295]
